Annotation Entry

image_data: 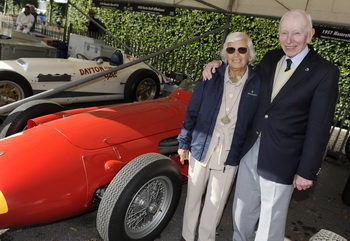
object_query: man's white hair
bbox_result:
[279,9,313,33]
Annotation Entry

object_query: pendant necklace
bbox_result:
[229,75,241,83]
[221,115,231,125]
[221,75,243,125]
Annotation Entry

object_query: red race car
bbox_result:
[0,79,194,241]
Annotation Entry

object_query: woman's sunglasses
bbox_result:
[226,47,248,54]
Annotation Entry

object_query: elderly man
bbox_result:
[203,9,339,241]
[16,5,35,33]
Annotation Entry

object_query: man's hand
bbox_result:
[293,174,313,190]
[202,60,222,80]
[178,149,189,165]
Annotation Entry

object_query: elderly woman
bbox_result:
[177,32,260,241]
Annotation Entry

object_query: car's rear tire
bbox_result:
[97,153,182,241]
[0,99,65,138]
[0,72,32,107]
[124,69,160,102]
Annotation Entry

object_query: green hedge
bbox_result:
[42,1,350,127]
[4,0,350,126]
[66,2,350,126]
[62,1,349,78]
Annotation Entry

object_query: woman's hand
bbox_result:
[178,149,189,165]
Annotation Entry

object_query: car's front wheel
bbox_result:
[0,72,32,107]
[97,153,182,241]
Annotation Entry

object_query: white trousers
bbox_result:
[16,25,30,34]
[232,138,294,241]
[182,157,237,241]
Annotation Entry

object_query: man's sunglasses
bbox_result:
[226,47,248,54]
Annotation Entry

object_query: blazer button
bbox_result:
[264,114,269,119]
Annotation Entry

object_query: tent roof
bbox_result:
[108,0,350,27]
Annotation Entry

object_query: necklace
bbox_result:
[221,115,231,125]
[220,79,244,125]
[229,75,242,83]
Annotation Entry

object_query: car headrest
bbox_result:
[110,50,123,66]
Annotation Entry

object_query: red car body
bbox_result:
[0,83,192,239]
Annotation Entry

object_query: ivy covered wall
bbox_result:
[3,0,350,126]
[48,0,350,126]
[62,1,349,73]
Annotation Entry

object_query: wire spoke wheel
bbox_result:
[97,153,182,241]
[125,176,173,239]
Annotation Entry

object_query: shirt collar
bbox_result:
[286,46,310,68]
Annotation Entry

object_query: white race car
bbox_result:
[0,50,165,107]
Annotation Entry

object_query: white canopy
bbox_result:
[108,0,350,28]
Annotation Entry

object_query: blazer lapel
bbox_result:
[270,49,316,105]
[266,52,283,104]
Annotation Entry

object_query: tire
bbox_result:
[97,153,182,241]
[0,71,32,107]
[346,137,350,164]
[0,99,65,138]
[124,69,160,102]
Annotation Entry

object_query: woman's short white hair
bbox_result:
[220,32,256,63]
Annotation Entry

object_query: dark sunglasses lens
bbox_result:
[226,47,248,54]
[226,47,235,54]
[238,47,248,54]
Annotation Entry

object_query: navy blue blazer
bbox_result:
[241,46,339,184]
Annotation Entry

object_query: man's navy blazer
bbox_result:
[241,46,339,184]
